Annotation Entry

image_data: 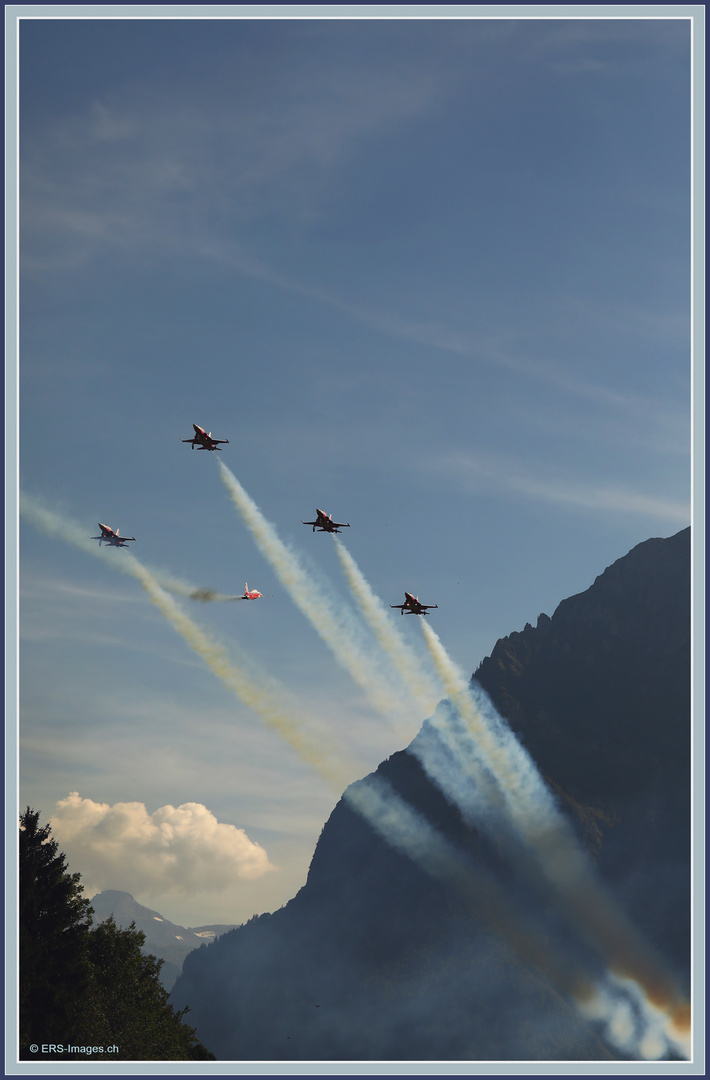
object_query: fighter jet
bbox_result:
[181,424,229,451]
[390,592,438,616]
[237,583,262,600]
[301,508,350,534]
[90,523,136,548]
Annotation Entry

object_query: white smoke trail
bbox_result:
[405,713,691,1060]
[409,706,516,842]
[345,775,674,1061]
[328,547,590,894]
[331,539,528,849]
[212,488,690,1058]
[20,492,351,789]
[419,618,690,1058]
[420,620,553,829]
[344,773,580,985]
[217,461,416,726]
[333,537,440,714]
[345,774,475,893]
[579,975,691,1062]
[23,491,690,1057]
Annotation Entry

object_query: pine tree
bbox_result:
[19,807,94,1056]
[19,808,215,1061]
[83,917,213,1060]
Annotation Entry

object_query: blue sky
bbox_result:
[14,12,697,928]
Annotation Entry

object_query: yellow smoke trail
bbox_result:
[217,460,413,724]
[194,480,689,1057]
[22,492,690,1057]
[208,475,691,1056]
[20,492,351,789]
[123,565,349,788]
[19,492,240,603]
[19,494,600,1020]
[420,618,690,1057]
[333,537,440,714]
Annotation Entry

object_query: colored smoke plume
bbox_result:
[20,492,350,789]
[419,618,689,1059]
[217,460,415,726]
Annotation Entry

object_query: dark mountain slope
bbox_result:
[475,528,690,807]
[172,528,690,1060]
[474,527,690,972]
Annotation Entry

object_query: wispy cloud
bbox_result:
[430,449,690,525]
[19,28,689,445]
[524,17,690,70]
[20,48,446,276]
[180,235,690,458]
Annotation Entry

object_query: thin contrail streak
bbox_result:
[217,460,415,725]
[20,492,351,788]
[420,618,690,1057]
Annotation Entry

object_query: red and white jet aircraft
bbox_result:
[301,508,350,534]
[390,592,438,616]
[90,523,136,548]
[238,583,263,600]
[181,424,229,451]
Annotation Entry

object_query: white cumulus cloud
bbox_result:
[51,792,276,900]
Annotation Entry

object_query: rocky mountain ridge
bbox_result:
[89,890,238,990]
[171,528,691,1060]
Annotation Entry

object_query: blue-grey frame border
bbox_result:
[4,4,705,1075]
